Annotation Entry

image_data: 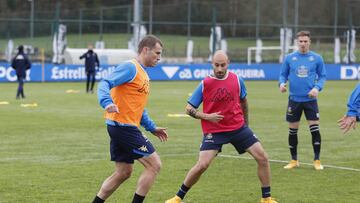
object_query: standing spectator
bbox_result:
[11,45,31,99]
[279,31,326,170]
[92,35,168,203]
[338,83,360,134]
[79,45,100,93]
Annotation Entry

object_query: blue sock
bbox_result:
[176,183,190,199]
[261,186,271,198]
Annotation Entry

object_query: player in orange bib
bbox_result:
[92,35,168,203]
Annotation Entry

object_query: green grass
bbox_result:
[0,80,359,202]
[1,33,356,63]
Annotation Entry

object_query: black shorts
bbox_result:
[200,126,259,154]
[107,125,155,164]
[286,100,319,122]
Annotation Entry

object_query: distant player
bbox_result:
[11,45,31,99]
[338,83,360,134]
[279,30,326,170]
[79,44,100,93]
[165,50,277,203]
[92,35,168,203]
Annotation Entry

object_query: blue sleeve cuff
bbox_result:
[140,109,157,132]
[346,110,358,117]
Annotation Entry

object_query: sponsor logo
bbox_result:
[340,66,360,80]
[51,66,86,80]
[162,66,179,79]
[0,66,30,81]
[178,68,266,80]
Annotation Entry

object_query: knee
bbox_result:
[256,152,269,167]
[152,159,162,174]
[146,156,162,175]
[115,168,132,180]
[195,161,211,173]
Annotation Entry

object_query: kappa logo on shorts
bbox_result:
[138,145,148,152]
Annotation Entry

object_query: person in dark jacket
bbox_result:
[11,45,31,99]
[79,45,100,93]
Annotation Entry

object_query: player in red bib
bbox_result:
[165,50,277,203]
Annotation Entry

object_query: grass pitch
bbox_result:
[0,80,359,203]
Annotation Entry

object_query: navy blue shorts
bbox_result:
[200,126,259,154]
[286,100,319,122]
[107,125,155,164]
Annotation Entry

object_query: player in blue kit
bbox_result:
[338,83,360,134]
[279,31,326,170]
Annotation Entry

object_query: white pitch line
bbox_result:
[219,154,360,172]
[2,153,358,172]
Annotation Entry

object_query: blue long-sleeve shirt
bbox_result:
[97,61,156,132]
[279,51,326,102]
[346,83,360,120]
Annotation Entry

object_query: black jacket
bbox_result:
[11,52,31,77]
[79,50,100,73]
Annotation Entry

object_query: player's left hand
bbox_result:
[308,88,319,98]
[152,127,168,142]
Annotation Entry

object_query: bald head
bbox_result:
[212,50,229,79]
[212,50,229,62]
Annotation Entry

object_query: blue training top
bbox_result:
[188,73,247,108]
[97,61,156,132]
[279,51,326,102]
[346,83,360,120]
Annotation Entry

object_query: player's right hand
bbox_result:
[279,83,287,93]
[105,103,119,113]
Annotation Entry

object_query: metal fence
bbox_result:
[1,0,360,63]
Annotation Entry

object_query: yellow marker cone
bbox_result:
[20,103,38,108]
[167,113,189,118]
[66,89,80,93]
[0,101,9,105]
